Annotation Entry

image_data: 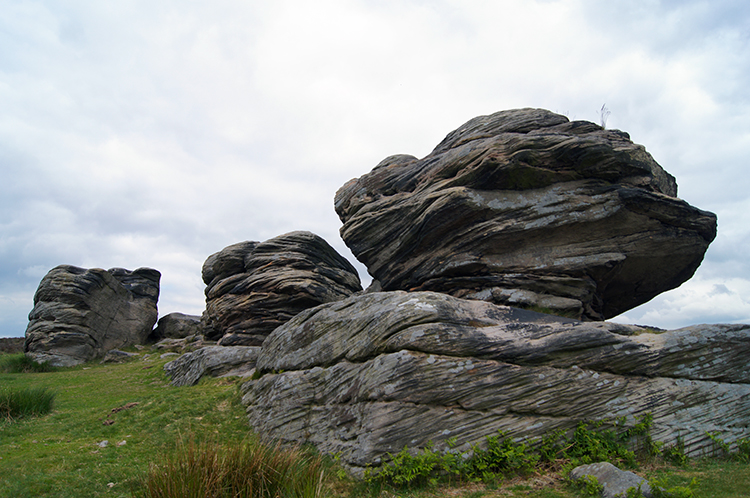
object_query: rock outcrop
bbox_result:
[164,345,260,387]
[241,291,750,475]
[150,312,202,342]
[335,108,717,320]
[24,265,160,366]
[201,231,362,346]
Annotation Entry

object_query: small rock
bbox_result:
[97,440,108,448]
[570,462,652,498]
[100,349,139,364]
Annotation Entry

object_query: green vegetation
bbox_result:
[0,351,252,497]
[0,386,56,420]
[1,350,750,497]
[572,475,603,497]
[137,438,328,498]
[0,353,58,373]
[366,415,656,489]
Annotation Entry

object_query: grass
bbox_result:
[0,386,56,420]
[137,438,327,498]
[0,353,59,373]
[1,351,750,497]
[0,352,251,497]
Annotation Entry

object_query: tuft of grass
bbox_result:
[0,354,58,373]
[137,438,328,498]
[0,386,56,420]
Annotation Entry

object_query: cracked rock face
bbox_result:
[201,231,362,346]
[24,265,160,366]
[241,291,750,475]
[334,108,717,320]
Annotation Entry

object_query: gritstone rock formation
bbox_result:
[24,265,160,366]
[165,345,260,387]
[150,312,202,342]
[242,291,750,475]
[201,231,362,346]
[335,108,717,320]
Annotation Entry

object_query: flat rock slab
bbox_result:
[335,108,716,320]
[100,350,140,364]
[570,462,652,498]
[25,265,160,366]
[201,231,362,346]
[165,345,261,386]
[242,291,750,475]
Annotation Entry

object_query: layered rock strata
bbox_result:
[150,312,202,341]
[241,291,750,475]
[165,345,260,387]
[201,231,362,346]
[25,265,160,366]
[335,108,717,320]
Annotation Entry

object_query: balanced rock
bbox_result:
[335,108,717,320]
[25,265,160,366]
[201,231,362,346]
[242,291,750,475]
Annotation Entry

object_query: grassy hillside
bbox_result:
[1,351,749,497]
[0,352,250,497]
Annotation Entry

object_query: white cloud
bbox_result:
[1,0,749,336]
[612,275,750,329]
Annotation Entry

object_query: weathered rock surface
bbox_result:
[151,335,215,354]
[165,345,260,387]
[201,231,362,346]
[150,312,202,341]
[100,349,140,364]
[570,462,652,498]
[335,108,717,320]
[241,291,750,475]
[24,265,160,366]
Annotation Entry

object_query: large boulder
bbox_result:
[241,291,750,475]
[335,108,717,320]
[24,265,160,366]
[201,231,362,346]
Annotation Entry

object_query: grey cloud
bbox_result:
[709,284,733,296]
[1,0,748,336]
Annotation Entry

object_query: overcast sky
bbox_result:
[2,0,749,338]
